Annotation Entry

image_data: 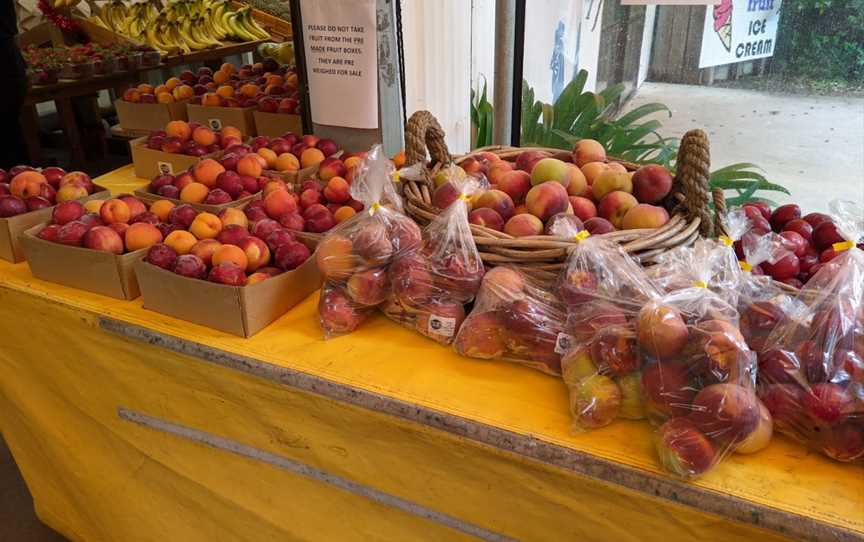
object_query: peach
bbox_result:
[319,157,347,182]
[592,170,633,200]
[503,214,543,237]
[123,88,141,102]
[695,320,748,382]
[275,153,300,172]
[598,191,638,229]
[297,148,323,169]
[390,217,422,253]
[475,189,515,221]
[333,206,356,224]
[803,383,854,424]
[469,208,504,231]
[432,181,465,210]
[174,171,195,191]
[164,230,198,255]
[616,372,646,420]
[239,236,270,271]
[257,148,278,169]
[173,84,194,101]
[655,418,716,478]
[515,150,550,173]
[263,179,288,197]
[52,201,86,225]
[119,195,147,219]
[150,200,175,222]
[584,217,616,234]
[192,126,217,147]
[59,171,93,192]
[100,199,131,224]
[319,286,366,335]
[487,160,514,185]
[218,207,248,229]
[125,222,163,252]
[323,177,350,204]
[591,326,639,376]
[525,182,569,221]
[638,303,689,360]
[691,384,761,445]
[157,92,175,104]
[10,171,47,198]
[190,239,222,266]
[530,158,571,187]
[237,155,263,178]
[208,262,246,286]
[215,84,234,98]
[193,159,225,188]
[274,241,311,271]
[561,347,597,385]
[166,120,192,142]
[545,213,583,237]
[622,204,669,230]
[569,196,597,222]
[580,162,609,186]
[351,221,392,265]
[565,165,588,197]
[454,311,506,359]
[180,182,209,204]
[497,170,531,203]
[146,244,179,270]
[572,139,606,167]
[264,190,298,219]
[632,164,673,204]
[346,268,389,306]
[83,226,124,254]
[735,400,773,454]
[569,374,621,429]
[189,212,223,239]
[212,244,248,270]
[221,126,242,141]
[607,162,627,173]
[513,204,528,215]
[217,224,251,246]
[315,235,358,280]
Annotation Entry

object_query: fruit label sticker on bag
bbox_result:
[208,119,222,131]
[554,332,575,355]
[157,162,174,175]
[427,315,457,337]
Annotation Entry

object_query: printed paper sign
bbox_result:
[699,0,782,68]
[299,0,379,129]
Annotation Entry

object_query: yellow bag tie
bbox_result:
[573,230,591,242]
[391,171,401,183]
[368,202,381,216]
[739,261,753,273]
[719,235,734,247]
[693,280,708,289]
[833,240,855,252]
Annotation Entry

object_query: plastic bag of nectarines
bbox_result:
[383,176,485,345]
[757,200,864,462]
[454,266,567,375]
[315,145,422,338]
[555,234,664,431]
[638,239,765,478]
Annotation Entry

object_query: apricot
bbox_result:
[189,239,222,266]
[530,158,571,187]
[275,152,300,172]
[475,189,515,221]
[333,206,356,224]
[239,236,270,271]
[166,120,192,142]
[215,85,235,98]
[469,208,504,231]
[264,190,298,219]
[525,182,569,221]
[691,384,761,445]
[212,244,248,270]
[300,148,326,168]
[149,200,175,222]
[503,214,543,237]
[315,234,358,280]
[572,139,606,167]
[180,182,209,204]
[569,374,621,429]
[655,418,716,478]
[323,177,350,204]
[237,155,263,178]
[189,212,223,239]
[10,171,47,198]
[257,148,278,169]
[201,93,223,107]
[632,164,673,204]
[172,84,194,101]
[218,207,248,229]
[593,170,633,201]
[192,127,217,147]
[598,191,638,229]
[125,222,163,252]
[164,230,198,255]
[622,204,669,230]
[157,92,175,104]
[193,158,225,188]
[100,199,131,224]
[262,179,288,197]
[454,311,506,359]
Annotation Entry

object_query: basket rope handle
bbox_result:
[405,111,452,168]
[673,129,714,237]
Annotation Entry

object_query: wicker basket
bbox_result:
[401,110,725,282]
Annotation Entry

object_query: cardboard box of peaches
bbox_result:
[0,166,110,262]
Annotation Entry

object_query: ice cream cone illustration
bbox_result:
[713,0,733,52]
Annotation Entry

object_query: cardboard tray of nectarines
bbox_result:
[20,222,145,300]
[115,98,190,134]
[133,188,260,215]
[134,243,321,338]
[0,184,111,264]
[130,137,223,180]
[187,104,258,137]
[253,111,303,138]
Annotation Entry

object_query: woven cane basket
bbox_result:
[401,110,726,282]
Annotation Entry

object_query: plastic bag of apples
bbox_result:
[556,233,664,430]
[316,145,422,338]
[638,239,767,478]
[757,200,864,462]
[382,175,485,344]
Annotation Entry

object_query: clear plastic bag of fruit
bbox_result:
[384,176,485,345]
[454,265,567,375]
[555,233,664,430]
[316,145,422,338]
[638,238,765,478]
[757,200,864,462]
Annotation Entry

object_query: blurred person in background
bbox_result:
[0,1,27,169]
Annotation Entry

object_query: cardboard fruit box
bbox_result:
[130,137,219,179]
[133,189,260,214]
[187,104,257,137]
[0,186,111,263]
[20,223,146,300]
[134,248,321,337]
[253,111,302,138]
[115,98,189,133]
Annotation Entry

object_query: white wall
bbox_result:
[578,0,603,91]
[401,0,472,154]
[470,0,496,105]
[522,0,583,104]
[637,5,657,86]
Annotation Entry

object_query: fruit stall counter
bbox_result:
[0,169,861,542]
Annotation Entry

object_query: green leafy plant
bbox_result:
[470,77,494,149]
[708,163,790,208]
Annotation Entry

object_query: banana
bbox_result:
[238,9,269,41]
[202,10,227,41]
[228,12,257,42]
[210,4,230,37]
[178,17,208,50]
[169,23,192,55]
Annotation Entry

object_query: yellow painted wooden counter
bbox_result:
[0,166,861,542]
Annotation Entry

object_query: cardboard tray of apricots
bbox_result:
[115,99,190,134]
[129,137,221,179]
[0,185,111,264]
[20,222,146,300]
[187,104,258,137]
[133,188,259,215]
[134,239,321,337]
[253,111,303,138]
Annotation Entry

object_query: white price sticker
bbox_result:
[208,118,222,130]
[156,161,174,175]
[554,333,575,355]
[427,315,457,338]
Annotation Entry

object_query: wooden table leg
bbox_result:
[55,97,86,168]
[19,105,42,165]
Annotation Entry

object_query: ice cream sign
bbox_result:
[699,0,782,68]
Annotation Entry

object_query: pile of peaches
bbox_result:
[0,167,98,218]
[145,204,312,286]
[433,139,674,237]
[241,132,340,174]
[144,120,242,157]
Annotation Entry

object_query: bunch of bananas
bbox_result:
[92,0,269,55]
